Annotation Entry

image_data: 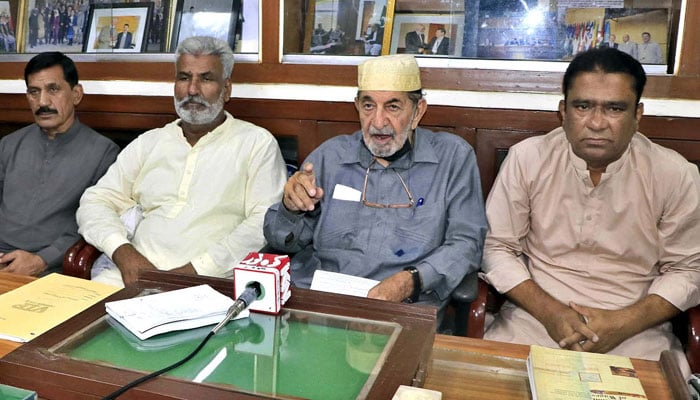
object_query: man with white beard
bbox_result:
[263,55,487,324]
[77,36,287,287]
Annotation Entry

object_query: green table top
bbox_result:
[54,308,400,400]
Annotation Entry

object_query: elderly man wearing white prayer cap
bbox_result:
[264,54,487,327]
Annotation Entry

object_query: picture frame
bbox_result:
[395,0,464,13]
[0,0,19,53]
[23,0,111,54]
[145,0,171,52]
[83,2,153,53]
[305,0,390,56]
[389,13,463,56]
[169,0,242,53]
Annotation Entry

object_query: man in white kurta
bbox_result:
[482,47,700,376]
[77,36,287,287]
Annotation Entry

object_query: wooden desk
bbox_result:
[0,273,686,399]
[0,272,34,358]
[426,334,681,400]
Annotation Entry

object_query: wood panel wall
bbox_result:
[0,1,699,99]
[1,95,696,197]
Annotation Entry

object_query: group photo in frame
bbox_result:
[24,0,84,53]
[169,0,242,53]
[389,13,462,56]
[83,2,153,53]
[562,8,670,65]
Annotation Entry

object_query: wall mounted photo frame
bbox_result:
[389,13,463,56]
[562,8,670,65]
[0,0,19,54]
[145,0,171,52]
[305,0,390,56]
[83,2,153,53]
[169,0,242,53]
[23,0,99,54]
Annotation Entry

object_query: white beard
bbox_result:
[174,93,225,125]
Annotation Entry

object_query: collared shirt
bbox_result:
[0,120,119,272]
[264,128,487,308]
[618,41,638,59]
[432,38,442,54]
[638,41,663,64]
[78,112,287,283]
[482,127,700,365]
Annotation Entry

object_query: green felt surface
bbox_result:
[58,310,398,400]
[0,383,37,400]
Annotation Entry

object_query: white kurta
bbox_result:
[78,112,287,286]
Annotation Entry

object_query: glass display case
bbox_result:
[283,0,682,73]
[8,0,258,56]
[54,309,400,400]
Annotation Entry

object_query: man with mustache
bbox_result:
[77,36,287,287]
[264,55,487,324]
[0,51,119,276]
[481,48,700,376]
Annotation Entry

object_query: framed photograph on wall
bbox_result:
[83,2,153,53]
[0,0,19,53]
[305,0,389,56]
[146,0,171,52]
[169,0,242,53]
[23,0,102,53]
[389,13,463,56]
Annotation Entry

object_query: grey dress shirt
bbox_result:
[264,128,487,310]
[0,120,119,273]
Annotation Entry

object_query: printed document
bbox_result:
[106,284,248,340]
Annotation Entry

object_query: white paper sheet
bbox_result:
[310,270,379,298]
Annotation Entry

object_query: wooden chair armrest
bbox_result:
[448,271,478,336]
[466,278,490,338]
[63,238,87,278]
[466,277,508,339]
[686,304,700,373]
[62,238,102,280]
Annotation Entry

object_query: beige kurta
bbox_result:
[482,128,700,376]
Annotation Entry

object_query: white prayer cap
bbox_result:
[358,54,422,91]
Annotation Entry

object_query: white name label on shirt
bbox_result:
[332,184,361,202]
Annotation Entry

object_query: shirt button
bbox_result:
[585,215,592,221]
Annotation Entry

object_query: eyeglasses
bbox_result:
[361,159,414,208]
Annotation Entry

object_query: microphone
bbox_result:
[234,252,292,314]
[211,282,262,335]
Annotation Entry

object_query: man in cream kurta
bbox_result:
[77,36,286,287]
[482,47,700,376]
